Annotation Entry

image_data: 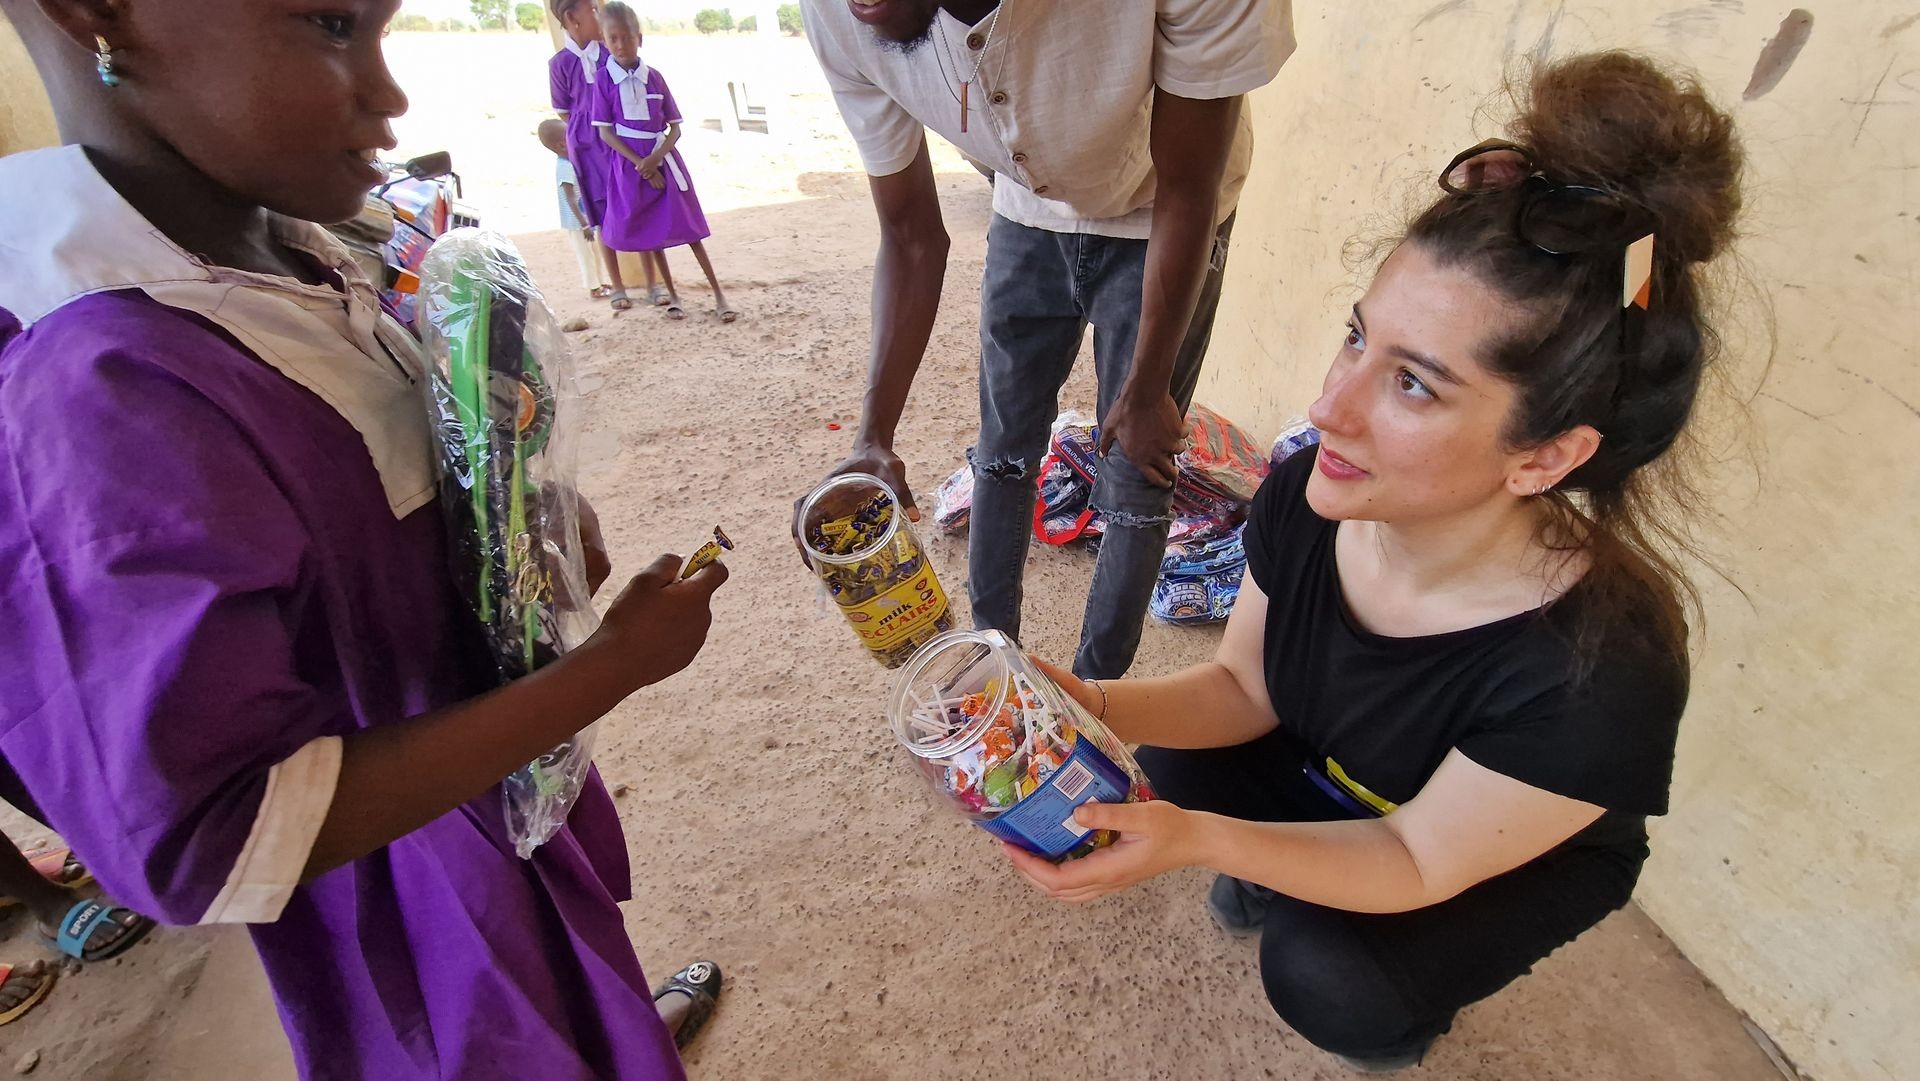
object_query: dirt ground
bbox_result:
[0,31,1786,1081]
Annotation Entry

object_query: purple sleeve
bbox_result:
[550,52,575,113]
[655,70,684,125]
[589,72,614,126]
[0,320,336,925]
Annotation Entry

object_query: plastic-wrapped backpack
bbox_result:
[417,229,600,859]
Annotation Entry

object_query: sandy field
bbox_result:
[0,31,1784,1081]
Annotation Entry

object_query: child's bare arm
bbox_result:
[652,121,683,161]
[302,556,729,877]
[560,180,588,226]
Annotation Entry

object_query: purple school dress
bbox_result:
[550,37,614,227]
[0,147,685,1081]
[590,56,711,252]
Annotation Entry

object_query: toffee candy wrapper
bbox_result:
[888,629,1156,861]
[799,473,955,668]
[681,526,734,579]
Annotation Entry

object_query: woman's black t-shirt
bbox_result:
[1244,451,1687,853]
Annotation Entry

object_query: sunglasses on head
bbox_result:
[1438,140,1651,257]
[1440,140,1659,361]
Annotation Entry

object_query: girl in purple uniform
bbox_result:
[0,1,728,1077]
[593,2,739,323]
[548,0,633,308]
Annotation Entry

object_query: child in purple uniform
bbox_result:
[0,1,728,1077]
[593,2,740,323]
[548,0,648,310]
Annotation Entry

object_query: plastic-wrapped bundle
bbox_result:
[931,465,974,532]
[1270,417,1321,470]
[1048,410,1102,486]
[1042,406,1265,538]
[417,228,599,859]
[1174,404,1269,519]
[1033,453,1095,544]
[889,630,1155,861]
[1150,524,1248,625]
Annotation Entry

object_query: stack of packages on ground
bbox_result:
[932,406,1321,624]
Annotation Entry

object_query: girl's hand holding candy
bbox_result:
[584,554,730,693]
[1002,799,1199,904]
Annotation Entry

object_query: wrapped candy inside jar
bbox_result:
[799,473,956,668]
[887,629,1155,861]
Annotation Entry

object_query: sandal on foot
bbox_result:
[26,847,93,891]
[0,962,55,1026]
[665,303,686,321]
[590,285,615,299]
[716,307,739,324]
[652,959,722,1050]
[608,290,633,312]
[47,900,154,963]
[0,848,92,913]
[646,285,667,306]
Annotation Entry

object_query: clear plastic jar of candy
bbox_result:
[799,473,956,668]
[888,629,1156,861]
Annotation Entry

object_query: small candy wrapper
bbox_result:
[681,526,734,579]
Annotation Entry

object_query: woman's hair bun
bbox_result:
[1512,51,1742,267]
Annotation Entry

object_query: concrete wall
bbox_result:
[1200,4,1916,1080]
[0,14,56,155]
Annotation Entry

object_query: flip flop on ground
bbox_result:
[45,900,153,963]
[0,961,54,1026]
[0,847,93,913]
[608,289,633,312]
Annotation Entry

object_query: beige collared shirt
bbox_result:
[0,144,436,518]
[801,0,1296,239]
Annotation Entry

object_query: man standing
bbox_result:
[801,0,1293,679]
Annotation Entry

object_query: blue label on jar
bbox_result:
[976,739,1132,858]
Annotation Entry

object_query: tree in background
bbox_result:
[514,2,544,30]
[469,0,510,29]
[391,12,434,31]
[438,17,472,31]
[777,3,801,34]
[738,14,756,31]
[693,8,733,34]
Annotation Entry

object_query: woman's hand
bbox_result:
[638,155,666,190]
[1027,653,1102,717]
[1002,800,1197,903]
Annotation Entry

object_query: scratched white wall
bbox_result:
[1200,4,1917,1079]
[0,16,56,155]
